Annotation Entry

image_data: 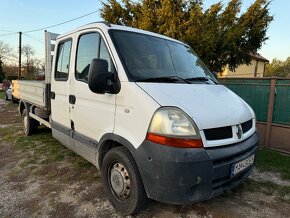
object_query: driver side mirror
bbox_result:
[88,59,118,94]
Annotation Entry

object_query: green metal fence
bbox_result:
[220,78,290,126]
[273,79,290,125]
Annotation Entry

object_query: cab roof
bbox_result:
[56,21,185,45]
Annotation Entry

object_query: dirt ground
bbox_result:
[0,98,290,218]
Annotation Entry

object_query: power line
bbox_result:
[25,35,44,41]
[0,29,17,33]
[0,9,100,39]
[0,32,18,38]
[23,33,44,44]
[24,10,99,33]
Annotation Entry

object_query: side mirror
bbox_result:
[88,59,115,94]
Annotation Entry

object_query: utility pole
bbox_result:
[18,31,22,79]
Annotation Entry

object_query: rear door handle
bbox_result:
[51,91,55,99]
[69,95,76,104]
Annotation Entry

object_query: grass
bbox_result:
[14,127,95,170]
[256,148,290,180]
[1,124,98,184]
[245,179,280,194]
[244,179,290,202]
[241,148,290,202]
[0,90,5,99]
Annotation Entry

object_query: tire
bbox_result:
[101,146,148,215]
[22,109,38,136]
[5,94,8,101]
[12,96,18,103]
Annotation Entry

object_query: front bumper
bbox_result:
[133,132,259,204]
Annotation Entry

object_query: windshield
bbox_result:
[110,30,217,84]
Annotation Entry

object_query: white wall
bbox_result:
[221,60,266,78]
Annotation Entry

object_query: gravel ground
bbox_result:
[0,98,290,218]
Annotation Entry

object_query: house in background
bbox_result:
[219,53,269,78]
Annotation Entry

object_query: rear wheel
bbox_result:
[22,109,38,136]
[12,96,18,103]
[101,146,148,215]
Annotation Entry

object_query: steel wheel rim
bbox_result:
[23,115,28,133]
[110,162,131,200]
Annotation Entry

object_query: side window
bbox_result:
[76,32,116,82]
[76,33,100,82]
[55,40,72,80]
[100,38,115,73]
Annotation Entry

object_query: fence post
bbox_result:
[265,78,276,148]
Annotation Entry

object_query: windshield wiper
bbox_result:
[185,77,217,84]
[135,76,191,84]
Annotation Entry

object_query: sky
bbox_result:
[0,0,289,63]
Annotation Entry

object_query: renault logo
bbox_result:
[236,125,242,139]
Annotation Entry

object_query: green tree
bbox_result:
[265,57,290,77]
[101,0,273,72]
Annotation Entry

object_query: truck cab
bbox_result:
[15,22,258,215]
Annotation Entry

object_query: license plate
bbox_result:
[231,154,255,177]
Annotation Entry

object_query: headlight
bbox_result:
[146,107,203,148]
[148,107,198,136]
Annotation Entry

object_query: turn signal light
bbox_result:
[146,133,203,148]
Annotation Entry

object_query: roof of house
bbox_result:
[250,53,269,63]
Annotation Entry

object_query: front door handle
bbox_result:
[69,95,76,104]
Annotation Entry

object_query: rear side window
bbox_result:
[76,32,115,83]
[55,40,72,80]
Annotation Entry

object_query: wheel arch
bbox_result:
[19,100,26,115]
[97,133,136,169]
[19,100,33,115]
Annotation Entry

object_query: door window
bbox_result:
[76,33,100,82]
[55,40,72,80]
[76,32,115,82]
[100,38,115,73]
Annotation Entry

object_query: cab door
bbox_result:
[69,31,116,164]
[51,39,74,150]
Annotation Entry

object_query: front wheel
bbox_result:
[101,146,148,215]
[22,109,38,136]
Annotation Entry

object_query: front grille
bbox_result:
[241,119,253,133]
[204,126,232,141]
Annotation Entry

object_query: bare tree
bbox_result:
[31,58,45,79]
[22,44,35,79]
[0,41,12,82]
[33,58,45,71]
[0,41,12,62]
[3,63,18,79]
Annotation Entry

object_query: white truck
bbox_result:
[13,22,259,215]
